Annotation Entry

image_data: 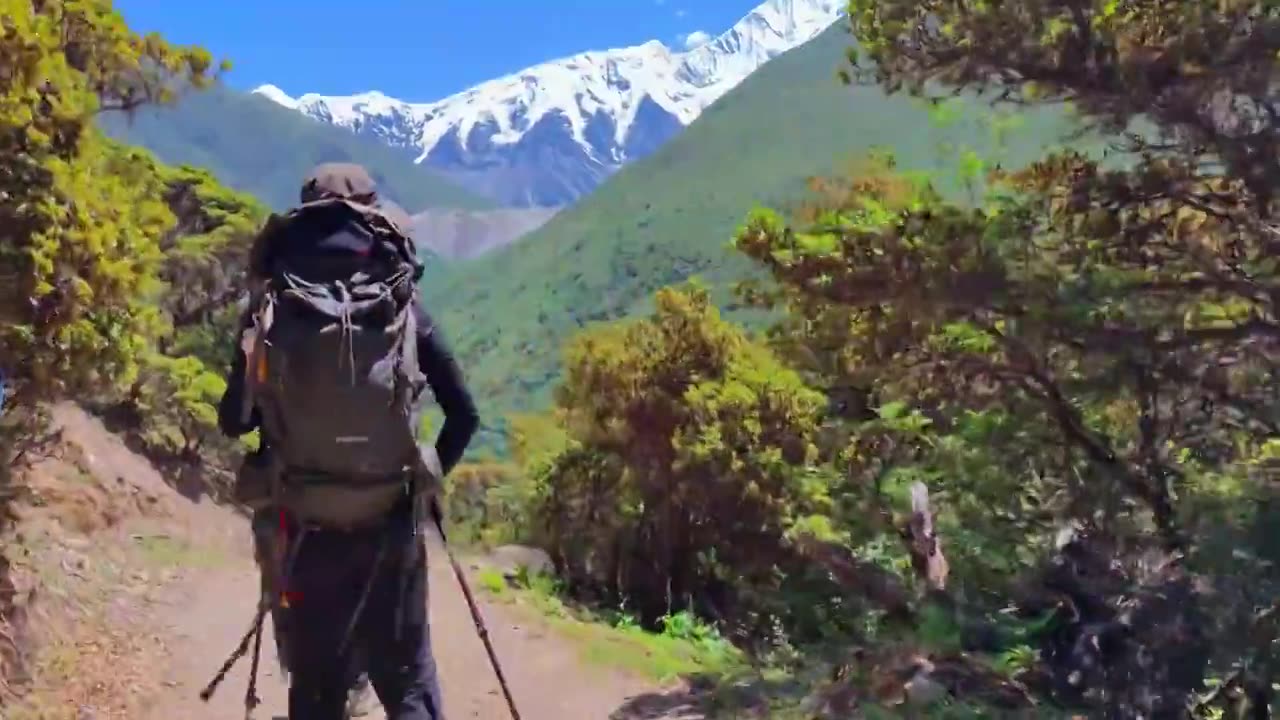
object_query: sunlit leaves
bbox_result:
[526,282,833,632]
[723,0,1280,710]
[0,0,223,406]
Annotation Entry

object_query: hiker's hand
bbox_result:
[412,445,443,520]
[419,444,443,480]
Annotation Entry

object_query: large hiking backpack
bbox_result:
[241,197,433,529]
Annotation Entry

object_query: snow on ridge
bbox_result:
[252,0,845,160]
[252,83,300,110]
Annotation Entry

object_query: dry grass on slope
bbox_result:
[1,403,238,719]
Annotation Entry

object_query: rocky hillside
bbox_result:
[411,207,561,260]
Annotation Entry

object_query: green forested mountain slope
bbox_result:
[99,82,495,213]
[421,24,1098,451]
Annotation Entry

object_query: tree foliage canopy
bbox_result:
[734,0,1280,713]
[492,0,1280,715]
[0,2,265,497]
[0,1,269,697]
[528,284,835,637]
[0,0,223,404]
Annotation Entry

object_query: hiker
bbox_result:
[216,163,479,720]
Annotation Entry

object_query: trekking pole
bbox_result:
[244,607,265,717]
[202,526,306,706]
[429,498,523,720]
[200,600,268,702]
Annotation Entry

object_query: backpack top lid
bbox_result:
[248,163,421,282]
[299,162,413,230]
[300,162,377,205]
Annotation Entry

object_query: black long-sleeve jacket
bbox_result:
[216,303,479,477]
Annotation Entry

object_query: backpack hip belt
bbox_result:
[275,467,419,533]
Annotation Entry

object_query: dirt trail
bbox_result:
[15,405,698,720]
[139,508,704,720]
[145,528,686,720]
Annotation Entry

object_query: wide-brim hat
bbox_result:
[300,162,412,229]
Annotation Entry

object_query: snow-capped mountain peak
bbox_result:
[253,83,298,110]
[253,0,844,206]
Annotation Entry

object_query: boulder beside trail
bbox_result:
[484,545,554,581]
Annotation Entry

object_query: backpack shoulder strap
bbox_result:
[247,213,288,278]
[237,282,277,426]
[248,204,334,278]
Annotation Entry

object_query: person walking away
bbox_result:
[216,163,479,720]
[227,297,376,715]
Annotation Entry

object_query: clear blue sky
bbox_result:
[114,1,759,101]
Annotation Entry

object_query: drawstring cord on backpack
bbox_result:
[335,270,412,387]
[336,282,357,385]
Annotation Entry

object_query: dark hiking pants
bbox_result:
[284,508,445,720]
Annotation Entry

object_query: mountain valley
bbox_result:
[100,0,1095,453]
[254,0,847,207]
[420,25,1094,450]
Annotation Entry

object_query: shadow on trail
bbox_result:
[608,671,808,720]
[610,686,702,720]
[90,401,239,506]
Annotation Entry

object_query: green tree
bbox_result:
[0,0,221,443]
[0,2,271,503]
[532,283,831,638]
[116,158,266,473]
[729,0,1280,713]
[0,0,262,695]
